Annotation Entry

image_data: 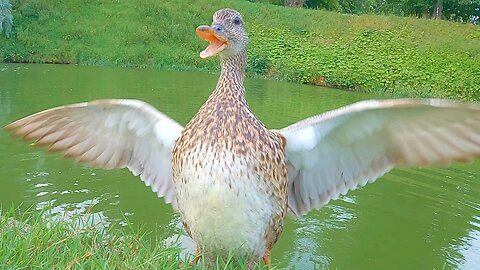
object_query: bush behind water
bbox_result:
[249,24,480,101]
[0,0,13,37]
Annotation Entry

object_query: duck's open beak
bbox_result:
[196,25,228,59]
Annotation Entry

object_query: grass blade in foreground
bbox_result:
[0,207,268,269]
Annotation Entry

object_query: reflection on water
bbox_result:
[286,203,357,270]
[24,164,110,229]
[455,228,480,269]
[1,64,479,269]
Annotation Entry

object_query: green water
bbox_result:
[1,64,479,269]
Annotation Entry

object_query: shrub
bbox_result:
[0,0,13,37]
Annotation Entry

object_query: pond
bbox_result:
[1,63,479,269]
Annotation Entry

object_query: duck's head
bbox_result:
[196,8,248,59]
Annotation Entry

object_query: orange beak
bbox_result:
[196,25,228,58]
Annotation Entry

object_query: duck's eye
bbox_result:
[233,17,241,25]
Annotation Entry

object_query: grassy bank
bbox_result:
[1,0,479,101]
[0,208,264,269]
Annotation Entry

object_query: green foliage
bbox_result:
[0,0,479,101]
[248,14,480,100]
[1,207,180,269]
[0,0,13,37]
[248,0,284,5]
[281,0,480,24]
[0,207,268,269]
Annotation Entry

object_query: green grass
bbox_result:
[0,207,267,269]
[1,0,479,101]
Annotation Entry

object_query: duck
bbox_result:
[5,8,480,268]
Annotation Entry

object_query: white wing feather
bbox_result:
[4,99,183,207]
[280,99,480,217]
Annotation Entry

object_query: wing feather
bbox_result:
[280,99,480,217]
[4,99,183,207]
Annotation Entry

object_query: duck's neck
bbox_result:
[213,50,247,98]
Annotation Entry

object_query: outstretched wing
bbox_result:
[280,99,480,217]
[4,99,183,207]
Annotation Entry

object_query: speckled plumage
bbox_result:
[172,9,288,263]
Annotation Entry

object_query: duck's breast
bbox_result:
[174,146,282,256]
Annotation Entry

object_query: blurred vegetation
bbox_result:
[0,0,13,37]
[0,0,479,101]
[253,0,480,24]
